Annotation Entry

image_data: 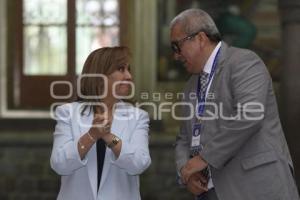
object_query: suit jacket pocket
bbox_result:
[241,151,278,170]
[240,151,283,199]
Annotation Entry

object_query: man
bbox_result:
[171,9,299,200]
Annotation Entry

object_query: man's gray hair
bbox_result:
[170,9,221,42]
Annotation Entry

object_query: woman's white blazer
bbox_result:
[50,102,151,200]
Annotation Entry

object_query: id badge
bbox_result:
[191,123,202,148]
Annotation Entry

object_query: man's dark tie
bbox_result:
[97,139,106,191]
[195,72,210,200]
[199,72,209,98]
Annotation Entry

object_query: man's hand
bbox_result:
[186,172,208,195]
[181,156,208,184]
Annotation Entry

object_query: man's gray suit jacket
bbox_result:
[175,42,299,200]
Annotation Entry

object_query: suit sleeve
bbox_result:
[200,51,270,169]
[110,110,151,175]
[175,120,192,185]
[50,104,88,175]
[175,79,196,176]
[175,109,192,174]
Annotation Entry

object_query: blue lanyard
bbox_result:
[196,47,221,116]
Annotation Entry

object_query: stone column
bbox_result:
[132,0,157,95]
[120,0,157,96]
[0,0,7,117]
[279,0,300,186]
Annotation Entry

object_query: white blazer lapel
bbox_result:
[98,102,130,191]
[77,105,98,200]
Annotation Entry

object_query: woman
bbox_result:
[50,46,151,200]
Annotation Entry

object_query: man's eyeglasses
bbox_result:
[171,31,200,54]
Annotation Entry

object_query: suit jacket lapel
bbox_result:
[98,102,129,191]
[185,75,199,140]
[207,41,228,100]
[188,42,228,144]
[77,105,98,200]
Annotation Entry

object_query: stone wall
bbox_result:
[0,133,192,200]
